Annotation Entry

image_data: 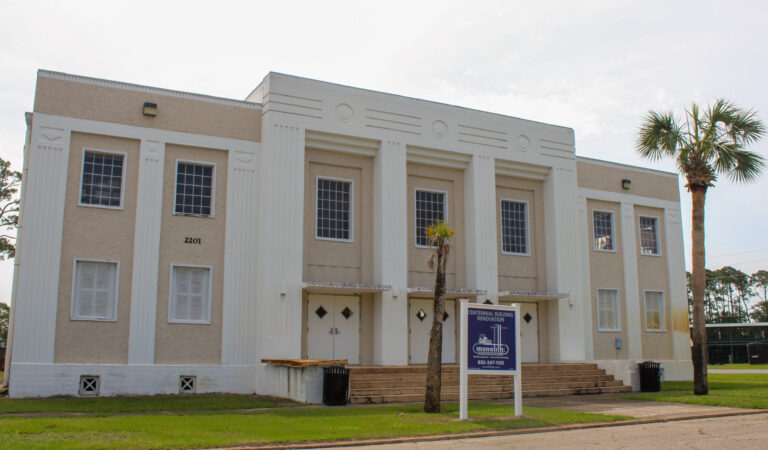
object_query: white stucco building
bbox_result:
[3,70,692,399]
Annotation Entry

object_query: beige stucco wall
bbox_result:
[635,205,674,360]
[587,199,629,360]
[54,132,139,364]
[154,144,227,365]
[495,176,547,291]
[34,76,261,142]
[302,149,374,284]
[576,160,679,202]
[407,163,466,289]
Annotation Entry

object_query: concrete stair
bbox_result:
[348,363,630,404]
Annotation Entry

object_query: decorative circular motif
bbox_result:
[517,134,531,152]
[432,120,448,138]
[335,103,354,123]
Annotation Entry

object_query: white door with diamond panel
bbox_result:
[307,295,360,364]
[409,299,456,364]
[520,302,539,363]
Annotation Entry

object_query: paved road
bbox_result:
[351,413,768,449]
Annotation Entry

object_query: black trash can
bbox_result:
[747,342,768,364]
[322,366,350,406]
[638,361,661,392]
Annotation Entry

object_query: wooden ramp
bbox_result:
[348,363,631,404]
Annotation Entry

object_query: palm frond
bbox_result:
[635,110,684,160]
[721,149,766,183]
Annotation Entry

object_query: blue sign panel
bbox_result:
[467,307,516,372]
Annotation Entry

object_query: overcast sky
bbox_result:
[1,0,767,302]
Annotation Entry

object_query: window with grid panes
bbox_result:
[170,266,211,323]
[81,151,124,207]
[597,289,620,331]
[639,217,660,255]
[72,261,118,320]
[415,190,445,246]
[316,178,352,241]
[644,291,665,330]
[500,200,528,254]
[593,211,615,251]
[175,162,213,216]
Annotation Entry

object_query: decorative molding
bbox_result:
[406,145,471,169]
[365,108,422,135]
[576,156,678,178]
[38,70,262,109]
[432,120,448,138]
[335,103,354,123]
[262,92,323,119]
[517,134,531,152]
[305,130,378,157]
[457,124,508,149]
[495,159,550,180]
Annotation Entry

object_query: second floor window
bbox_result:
[639,216,660,255]
[593,211,615,251]
[415,190,445,247]
[316,178,352,241]
[500,200,528,255]
[175,161,214,217]
[81,150,124,208]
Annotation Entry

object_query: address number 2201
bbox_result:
[184,237,202,244]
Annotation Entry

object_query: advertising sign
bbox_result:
[467,307,516,373]
[459,302,521,419]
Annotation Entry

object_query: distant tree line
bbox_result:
[686,268,768,323]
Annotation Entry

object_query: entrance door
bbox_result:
[307,295,360,364]
[409,299,456,364]
[520,302,539,363]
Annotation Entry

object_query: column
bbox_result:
[372,140,409,365]
[254,119,305,359]
[127,140,165,364]
[464,154,499,303]
[620,202,643,360]
[576,193,595,360]
[221,148,259,364]
[542,165,587,361]
[664,207,692,363]
[10,122,70,364]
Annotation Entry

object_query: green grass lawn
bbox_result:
[0,403,628,449]
[622,373,768,409]
[0,394,297,414]
[708,363,768,370]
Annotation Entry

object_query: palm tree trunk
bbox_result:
[424,248,446,413]
[691,186,708,395]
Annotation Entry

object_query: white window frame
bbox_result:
[173,159,217,218]
[639,215,662,256]
[643,290,666,332]
[78,148,127,210]
[70,258,120,321]
[414,188,448,249]
[168,263,214,324]
[315,175,355,243]
[592,209,617,252]
[596,288,621,332]
[499,198,531,256]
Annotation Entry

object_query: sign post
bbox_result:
[459,301,522,420]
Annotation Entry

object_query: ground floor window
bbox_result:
[72,259,119,321]
[169,265,212,324]
[597,288,620,331]
[644,291,665,331]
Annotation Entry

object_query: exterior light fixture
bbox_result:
[143,102,158,117]
[621,179,631,190]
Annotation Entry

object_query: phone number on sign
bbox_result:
[476,359,506,366]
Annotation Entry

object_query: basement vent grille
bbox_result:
[179,375,197,394]
[79,375,100,396]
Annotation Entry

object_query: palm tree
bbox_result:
[636,99,765,395]
[424,221,455,413]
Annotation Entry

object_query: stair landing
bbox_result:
[348,363,631,404]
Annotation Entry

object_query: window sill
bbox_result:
[501,251,531,257]
[78,202,124,211]
[70,316,117,322]
[315,236,354,243]
[597,329,621,333]
[594,248,618,253]
[173,212,214,219]
[169,319,212,325]
[645,329,668,333]
[640,252,663,257]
